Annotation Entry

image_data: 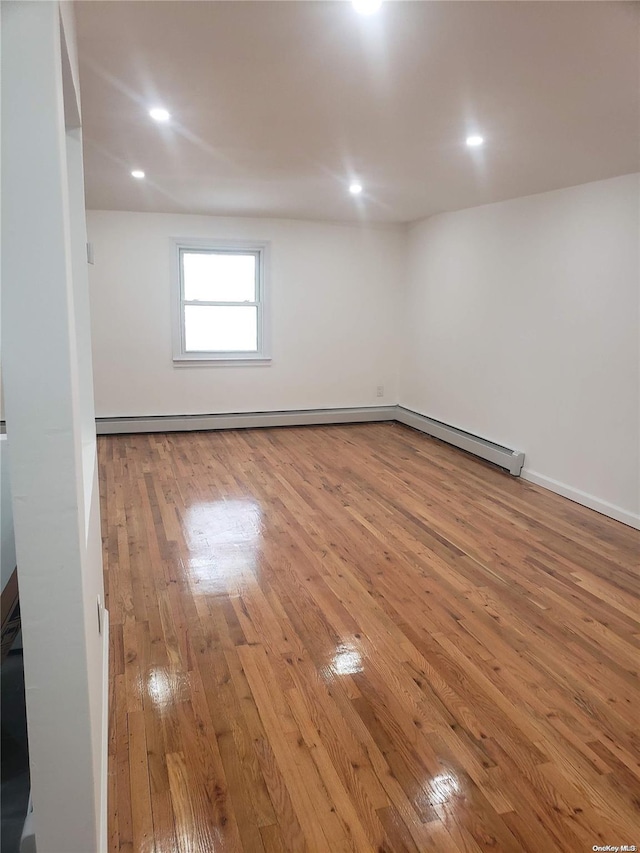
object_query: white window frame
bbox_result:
[171,237,271,365]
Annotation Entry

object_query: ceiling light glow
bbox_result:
[349,182,363,195]
[352,0,382,15]
[131,170,145,179]
[466,135,484,148]
[149,107,170,122]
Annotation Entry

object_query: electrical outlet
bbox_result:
[376,385,384,398]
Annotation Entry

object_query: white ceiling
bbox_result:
[76,1,639,223]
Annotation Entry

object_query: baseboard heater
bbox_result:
[95,406,397,435]
[395,407,524,476]
[95,405,524,476]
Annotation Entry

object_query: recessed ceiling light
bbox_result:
[349,182,363,195]
[149,107,170,122]
[131,170,145,179]
[466,135,484,147]
[352,0,382,16]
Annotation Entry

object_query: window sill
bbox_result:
[173,355,272,367]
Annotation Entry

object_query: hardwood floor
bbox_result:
[98,423,640,853]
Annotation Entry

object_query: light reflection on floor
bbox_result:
[330,642,364,676]
[319,640,365,684]
[181,499,263,594]
[427,771,462,806]
[145,667,190,714]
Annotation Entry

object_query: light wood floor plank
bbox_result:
[99,423,640,852]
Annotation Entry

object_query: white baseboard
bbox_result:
[94,406,638,530]
[100,609,110,853]
[521,468,640,530]
[95,406,397,435]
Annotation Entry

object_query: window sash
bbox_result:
[178,247,264,356]
[183,305,259,354]
[180,248,259,303]
[183,301,259,308]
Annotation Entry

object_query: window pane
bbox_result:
[184,305,258,352]
[182,252,256,302]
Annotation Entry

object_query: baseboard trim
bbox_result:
[521,469,640,530]
[95,406,638,529]
[395,406,525,475]
[95,406,397,435]
[100,609,110,853]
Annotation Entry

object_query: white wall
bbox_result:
[1,436,17,591]
[400,174,640,527]
[88,177,639,528]
[87,211,403,417]
[66,126,108,853]
[1,3,107,850]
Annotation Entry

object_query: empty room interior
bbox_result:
[2,1,640,851]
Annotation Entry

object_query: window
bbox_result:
[172,239,270,364]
